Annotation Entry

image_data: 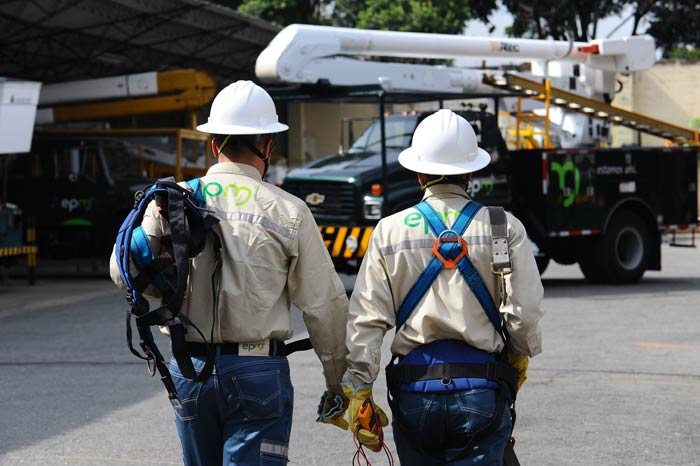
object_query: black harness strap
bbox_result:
[386,361,517,393]
[284,338,313,355]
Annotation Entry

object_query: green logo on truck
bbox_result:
[550,161,580,208]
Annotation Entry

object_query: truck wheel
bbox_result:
[579,211,650,284]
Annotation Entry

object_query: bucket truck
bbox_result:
[2,69,216,260]
[257,24,697,284]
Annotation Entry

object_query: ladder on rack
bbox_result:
[484,74,700,146]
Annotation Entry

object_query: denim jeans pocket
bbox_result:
[171,378,202,422]
[232,369,283,420]
[396,392,435,433]
[451,388,497,433]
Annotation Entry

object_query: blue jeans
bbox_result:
[170,350,294,466]
[391,388,511,466]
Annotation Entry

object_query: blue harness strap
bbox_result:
[114,177,218,402]
[389,200,514,394]
[395,201,482,329]
[396,200,506,342]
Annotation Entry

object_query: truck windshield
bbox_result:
[349,116,417,153]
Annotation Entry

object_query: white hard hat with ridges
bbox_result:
[399,109,490,175]
[196,80,288,135]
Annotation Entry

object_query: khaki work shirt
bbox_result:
[110,162,349,386]
[344,184,544,385]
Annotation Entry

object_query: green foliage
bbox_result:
[353,0,494,34]
[668,47,700,61]
[238,0,496,34]
[238,0,325,25]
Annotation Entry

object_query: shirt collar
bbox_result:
[422,183,470,201]
[206,161,262,181]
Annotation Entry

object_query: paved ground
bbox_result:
[0,245,698,465]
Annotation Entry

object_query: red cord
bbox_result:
[351,419,395,466]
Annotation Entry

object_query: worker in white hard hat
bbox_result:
[110,80,349,466]
[336,109,544,464]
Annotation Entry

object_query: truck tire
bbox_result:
[579,211,650,284]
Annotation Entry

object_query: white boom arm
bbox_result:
[38,71,159,106]
[256,24,655,95]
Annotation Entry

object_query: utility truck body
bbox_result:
[261,25,698,283]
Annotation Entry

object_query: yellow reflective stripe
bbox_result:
[331,227,348,257]
[319,226,335,249]
[0,245,38,257]
[357,227,374,258]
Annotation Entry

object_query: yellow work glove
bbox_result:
[506,348,529,392]
[316,386,349,430]
[341,382,389,452]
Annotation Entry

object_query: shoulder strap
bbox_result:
[395,200,481,329]
[488,207,511,274]
[396,200,508,344]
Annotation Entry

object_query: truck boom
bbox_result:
[256,24,655,96]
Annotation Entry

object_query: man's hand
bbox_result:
[341,382,389,452]
[506,348,529,391]
[316,386,349,430]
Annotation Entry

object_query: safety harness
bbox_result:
[385,199,518,458]
[115,177,220,404]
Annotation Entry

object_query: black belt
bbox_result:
[386,361,517,390]
[187,340,287,357]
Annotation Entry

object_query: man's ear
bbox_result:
[263,136,274,158]
[211,138,219,159]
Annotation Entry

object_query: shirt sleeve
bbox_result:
[343,224,395,386]
[501,214,544,357]
[288,204,349,387]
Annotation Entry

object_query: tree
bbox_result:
[237,0,496,35]
[645,1,700,57]
[501,0,700,58]
[501,0,625,41]
[237,0,326,25]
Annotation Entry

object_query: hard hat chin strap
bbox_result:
[245,142,271,179]
[421,176,446,191]
[216,134,271,178]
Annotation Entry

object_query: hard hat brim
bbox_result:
[398,147,491,175]
[195,121,289,135]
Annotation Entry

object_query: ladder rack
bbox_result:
[484,74,700,146]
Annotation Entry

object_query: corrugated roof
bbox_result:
[0,0,280,83]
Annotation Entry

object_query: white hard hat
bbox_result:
[196,80,288,135]
[398,109,490,175]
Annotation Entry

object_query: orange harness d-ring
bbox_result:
[432,229,469,269]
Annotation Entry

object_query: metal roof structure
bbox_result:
[0,0,281,84]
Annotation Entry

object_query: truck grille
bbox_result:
[282,181,356,217]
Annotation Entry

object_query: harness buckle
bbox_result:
[491,262,513,276]
[432,229,469,270]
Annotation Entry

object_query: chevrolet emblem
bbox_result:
[305,193,326,206]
